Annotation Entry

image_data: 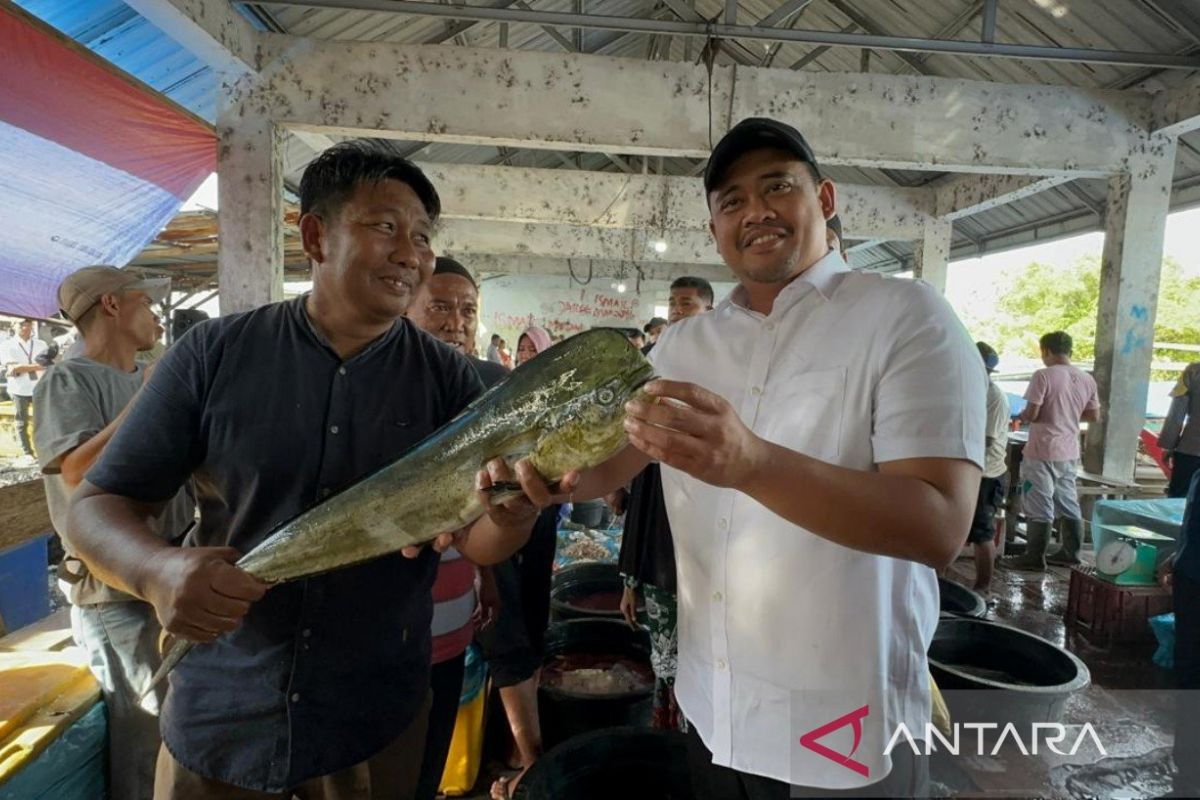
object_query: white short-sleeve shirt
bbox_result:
[2,335,48,397]
[649,251,985,790]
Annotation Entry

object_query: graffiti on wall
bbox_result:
[480,277,657,352]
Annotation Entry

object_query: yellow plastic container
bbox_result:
[0,648,100,787]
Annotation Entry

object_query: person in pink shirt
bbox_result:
[1002,331,1101,571]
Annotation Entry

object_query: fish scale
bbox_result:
[145,329,654,695]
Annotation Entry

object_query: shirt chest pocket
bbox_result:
[757,366,846,462]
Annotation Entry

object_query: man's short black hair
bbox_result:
[299,140,441,222]
[491,334,501,343]
[433,256,477,290]
[670,276,714,307]
[1039,331,1073,356]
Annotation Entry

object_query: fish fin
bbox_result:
[483,479,563,506]
[142,639,194,700]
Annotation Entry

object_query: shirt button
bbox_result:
[320,488,331,498]
[302,628,312,638]
[290,693,301,703]
[712,591,723,602]
[716,659,727,671]
[750,386,762,396]
[329,425,339,435]
[718,518,728,530]
[338,366,347,376]
[765,322,775,332]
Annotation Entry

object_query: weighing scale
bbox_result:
[1094,525,1174,586]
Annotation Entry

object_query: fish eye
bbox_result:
[597,388,615,405]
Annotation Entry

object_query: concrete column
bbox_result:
[1083,136,1178,481]
[913,219,952,293]
[216,105,284,315]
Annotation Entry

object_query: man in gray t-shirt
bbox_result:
[33,266,193,800]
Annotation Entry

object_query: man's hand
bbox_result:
[1158,553,1176,590]
[474,566,501,630]
[605,488,628,517]
[137,547,270,643]
[402,458,579,559]
[619,586,640,629]
[623,380,767,490]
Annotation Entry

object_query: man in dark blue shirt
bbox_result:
[67,142,558,798]
[1165,471,1200,798]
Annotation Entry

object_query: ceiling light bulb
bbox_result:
[617,283,627,293]
[653,240,668,253]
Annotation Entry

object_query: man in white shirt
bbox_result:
[3,318,49,464]
[540,118,984,797]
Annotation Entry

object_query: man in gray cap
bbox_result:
[33,265,195,800]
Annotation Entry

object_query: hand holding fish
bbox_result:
[139,546,271,643]
[623,380,767,490]
[399,457,578,558]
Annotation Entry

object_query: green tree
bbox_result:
[992,256,1101,361]
[966,255,1200,379]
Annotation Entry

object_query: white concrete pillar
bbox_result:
[913,219,952,293]
[216,105,284,315]
[1083,136,1178,481]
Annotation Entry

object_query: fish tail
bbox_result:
[142,639,194,700]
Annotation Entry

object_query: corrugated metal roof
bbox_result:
[13,0,1200,272]
[15,0,219,121]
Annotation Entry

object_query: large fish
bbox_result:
[146,328,654,694]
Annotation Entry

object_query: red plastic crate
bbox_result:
[1064,566,1173,648]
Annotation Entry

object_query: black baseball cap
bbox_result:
[703,117,821,194]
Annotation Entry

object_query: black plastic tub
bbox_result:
[570,499,612,528]
[550,562,642,622]
[929,617,1090,728]
[538,619,654,748]
[938,577,987,619]
[522,727,694,800]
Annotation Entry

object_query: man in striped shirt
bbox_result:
[408,257,505,799]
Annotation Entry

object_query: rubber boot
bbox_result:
[1000,520,1050,571]
[1046,517,1084,566]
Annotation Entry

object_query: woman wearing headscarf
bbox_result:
[479,326,558,800]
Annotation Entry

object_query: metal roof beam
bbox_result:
[935,174,1072,219]
[1060,182,1105,218]
[756,0,813,30]
[658,0,761,66]
[267,0,1200,69]
[421,0,521,46]
[827,0,934,75]
[981,0,997,44]
[512,0,577,51]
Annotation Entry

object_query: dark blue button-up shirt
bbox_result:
[88,296,482,791]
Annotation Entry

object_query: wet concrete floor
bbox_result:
[939,553,1176,798]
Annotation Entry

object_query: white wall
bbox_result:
[477,275,736,352]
